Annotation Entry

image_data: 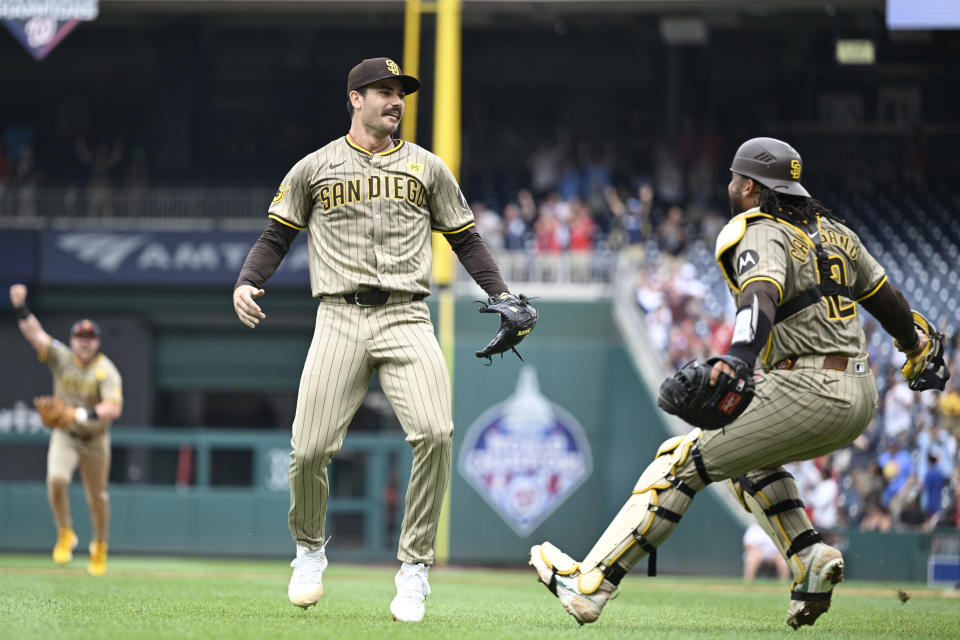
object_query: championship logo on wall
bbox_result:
[1,0,98,61]
[458,366,592,537]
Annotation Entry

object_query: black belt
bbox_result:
[773,355,849,371]
[338,290,426,306]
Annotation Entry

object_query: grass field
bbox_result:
[1,554,958,640]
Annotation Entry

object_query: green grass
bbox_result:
[0,553,957,639]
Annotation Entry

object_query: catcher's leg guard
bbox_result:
[729,469,843,629]
[575,429,713,593]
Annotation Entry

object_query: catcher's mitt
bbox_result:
[475,293,538,364]
[895,310,951,391]
[657,356,756,430]
[33,396,76,429]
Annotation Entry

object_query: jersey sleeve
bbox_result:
[96,360,123,407]
[850,234,888,301]
[732,223,788,302]
[39,339,71,373]
[428,158,475,234]
[267,155,314,231]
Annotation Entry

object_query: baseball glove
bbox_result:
[895,310,951,391]
[656,356,756,430]
[33,396,76,429]
[475,293,538,364]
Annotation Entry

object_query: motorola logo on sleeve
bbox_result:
[736,250,759,276]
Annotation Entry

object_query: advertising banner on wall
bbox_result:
[39,229,311,288]
[1,1,98,61]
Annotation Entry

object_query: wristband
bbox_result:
[74,407,99,425]
[14,305,31,320]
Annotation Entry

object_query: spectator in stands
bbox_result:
[12,143,40,218]
[568,198,596,252]
[528,138,566,199]
[742,522,790,582]
[922,450,948,521]
[655,205,689,256]
[882,374,915,443]
[0,142,7,213]
[879,436,914,515]
[808,465,841,531]
[75,137,124,217]
[502,202,528,252]
[472,202,504,250]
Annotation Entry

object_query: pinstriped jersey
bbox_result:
[39,340,123,410]
[715,207,887,367]
[267,135,475,296]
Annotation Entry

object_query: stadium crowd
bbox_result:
[4,119,959,536]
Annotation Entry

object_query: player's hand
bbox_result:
[709,359,737,385]
[233,285,266,329]
[10,283,27,307]
[895,327,928,358]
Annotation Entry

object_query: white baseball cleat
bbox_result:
[288,543,328,608]
[786,543,844,629]
[390,562,431,622]
[529,542,618,625]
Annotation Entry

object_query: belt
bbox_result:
[772,355,850,371]
[323,290,427,306]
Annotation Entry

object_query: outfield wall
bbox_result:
[0,292,942,580]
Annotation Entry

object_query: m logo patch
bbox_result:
[736,250,759,275]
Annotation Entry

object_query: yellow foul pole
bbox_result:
[401,0,421,143]
[431,0,461,566]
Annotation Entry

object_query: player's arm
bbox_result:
[444,227,510,297]
[71,367,123,437]
[710,280,778,384]
[233,220,299,328]
[9,283,53,355]
[859,280,924,356]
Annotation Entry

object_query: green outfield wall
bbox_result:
[0,293,944,580]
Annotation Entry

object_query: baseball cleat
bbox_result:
[786,543,844,629]
[288,544,328,608]
[88,541,108,576]
[529,543,617,625]
[390,562,431,622]
[52,527,78,565]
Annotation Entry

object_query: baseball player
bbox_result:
[10,284,123,576]
[530,137,949,628]
[232,57,524,622]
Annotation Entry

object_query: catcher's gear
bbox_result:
[657,356,756,429]
[895,310,950,391]
[730,137,809,197]
[33,396,76,429]
[475,293,538,364]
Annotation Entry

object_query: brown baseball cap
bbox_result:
[347,57,420,95]
[70,318,101,339]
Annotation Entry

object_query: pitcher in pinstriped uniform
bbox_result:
[529,137,941,629]
[232,57,516,622]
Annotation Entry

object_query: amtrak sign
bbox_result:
[459,367,593,537]
[39,230,310,287]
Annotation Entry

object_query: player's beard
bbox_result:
[363,107,401,137]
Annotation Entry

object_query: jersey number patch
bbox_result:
[823,255,856,321]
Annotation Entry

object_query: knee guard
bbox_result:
[576,429,713,592]
[732,470,822,581]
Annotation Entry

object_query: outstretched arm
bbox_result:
[444,227,509,297]
[9,284,52,355]
[233,219,299,328]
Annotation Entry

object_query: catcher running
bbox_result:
[529,137,949,629]
[10,284,123,576]
[232,57,536,622]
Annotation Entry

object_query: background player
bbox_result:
[232,57,524,622]
[10,284,123,576]
[529,137,947,628]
